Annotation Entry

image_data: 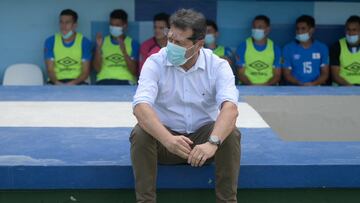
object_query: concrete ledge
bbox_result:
[0,86,359,189]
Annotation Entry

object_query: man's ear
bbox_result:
[197,39,205,48]
[123,23,128,30]
[309,27,315,35]
[265,26,271,36]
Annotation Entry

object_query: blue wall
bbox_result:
[0,0,359,83]
[0,0,135,83]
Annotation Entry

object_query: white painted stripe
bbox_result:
[0,102,269,128]
[238,102,269,128]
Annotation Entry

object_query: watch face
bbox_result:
[210,135,220,144]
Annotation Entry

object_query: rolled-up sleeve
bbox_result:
[132,57,159,109]
[215,61,239,109]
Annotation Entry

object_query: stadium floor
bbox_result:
[1,189,360,203]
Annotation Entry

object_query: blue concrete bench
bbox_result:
[0,86,359,189]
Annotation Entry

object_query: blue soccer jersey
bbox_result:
[283,40,329,83]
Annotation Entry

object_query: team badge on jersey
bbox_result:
[312,53,321,59]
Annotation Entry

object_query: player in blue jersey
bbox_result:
[235,15,282,85]
[283,15,329,86]
[44,9,92,85]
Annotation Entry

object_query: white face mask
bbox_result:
[296,33,310,42]
[252,29,265,41]
[204,34,215,45]
[109,26,123,37]
[62,30,74,40]
[166,41,196,66]
[346,34,359,44]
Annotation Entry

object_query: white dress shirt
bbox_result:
[133,47,239,134]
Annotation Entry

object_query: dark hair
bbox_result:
[346,15,360,26]
[60,9,78,23]
[153,12,170,27]
[253,15,270,26]
[170,9,207,42]
[110,9,128,23]
[296,15,315,28]
[206,19,218,32]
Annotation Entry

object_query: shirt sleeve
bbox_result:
[235,42,246,68]
[330,42,340,66]
[132,56,159,109]
[44,36,55,61]
[282,44,292,69]
[81,37,93,62]
[215,61,239,108]
[131,40,140,61]
[320,43,329,67]
[273,44,282,68]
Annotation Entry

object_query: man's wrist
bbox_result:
[208,135,221,147]
[206,141,219,151]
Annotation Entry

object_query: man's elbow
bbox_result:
[133,103,142,117]
[223,101,239,118]
[133,102,149,117]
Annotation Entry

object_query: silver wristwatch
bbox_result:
[208,135,221,147]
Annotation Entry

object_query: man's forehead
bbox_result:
[347,22,360,28]
[170,26,193,37]
[155,20,167,25]
[110,18,126,25]
[207,26,216,32]
[60,15,73,20]
[253,20,268,27]
[296,22,309,28]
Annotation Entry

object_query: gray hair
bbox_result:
[169,9,206,42]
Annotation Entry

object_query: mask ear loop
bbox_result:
[184,42,198,60]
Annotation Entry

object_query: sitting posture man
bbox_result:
[330,15,360,86]
[131,9,241,203]
[93,9,139,85]
[283,15,329,86]
[44,9,91,85]
[139,12,169,74]
[236,15,281,85]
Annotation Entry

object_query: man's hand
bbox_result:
[118,37,127,54]
[188,142,218,167]
[54,81,64,85]
[96,33,103,48]
[163,136,193,159]
[303,82,315,86]
[65,80,77,86]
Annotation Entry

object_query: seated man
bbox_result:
[131,9,241,203]
[139,12,169,74]
[283,15,329,86]
[330,15,360,86]
[205,19,233,66]
[93,9,139,85]
[236,15,281,85]
[44,9,91,85]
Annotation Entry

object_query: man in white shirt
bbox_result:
[131,9,240,203]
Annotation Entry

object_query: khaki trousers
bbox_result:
[130,122,241,203]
